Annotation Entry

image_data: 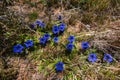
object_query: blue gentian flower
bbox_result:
[103,53,113,62]
[66,43,74,50]
[30,23,35,28]
[35,19,45,28]
[24,40,33,48]
[43,33,50,40]
[81,41,89,49]
[58,14,62,20]
[13,44,24,53]
[67,35,74,43]
[55,61,64,71]
[52,25,59,34]
[59,22,65,32]
[88,53,97,62]
[39,37,46,44]
[53,37,58,43]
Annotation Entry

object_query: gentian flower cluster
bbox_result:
[24,40,33,48]
[52,23,65,43]
[88,53,97,62]
[52,22,66,34]
[39,33,50,44]
[103,53,113,62]
[13,44,24,53]
[59,22,65,32]
[35,19,45,28]
[87,53,113,63]
[55,61,64,71]
[66,35,75,51]
[81,41,89,49]
[52,25,59,34]
[29,19,45,29]
[13,39,34,53]
[12,15,114,75]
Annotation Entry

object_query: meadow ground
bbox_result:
[0,0,120,80]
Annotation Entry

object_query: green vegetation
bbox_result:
[28,11,38,20]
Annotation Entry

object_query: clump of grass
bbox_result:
[84,0,109,11]
[81,12,95,24]
[24,0,38,7]
[28,11,38,20]
[110,0,120,7]
[46,0,59,7]
[95,13,108,24]
[2,0,13,7]
[0,58,18,80]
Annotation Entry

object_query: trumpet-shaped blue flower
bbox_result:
[35,19,45,27]
[39,37,46,44]
[43,33,50,40]
[59,22,65,32]
[66,43,74,50]
[81,41,89,49]
[24,40,33,48]
[52,25,59,34]
[55,61,64,71]
[88,53,97,62]
[30,23,35,28]
[103,53,113,62]
[58,14,62,20]
[67,35,74,43]
[53,37,58,43]
[13,44,24,53]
